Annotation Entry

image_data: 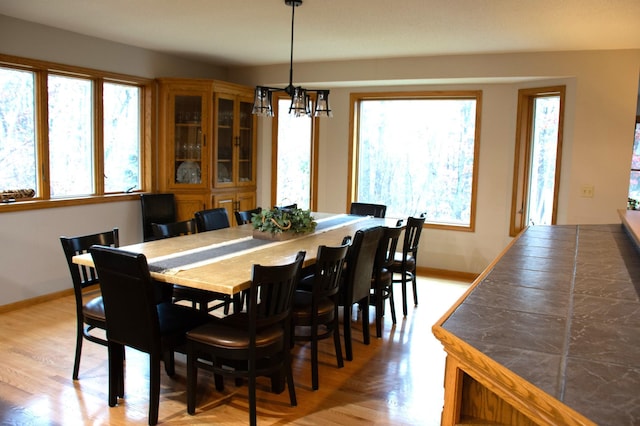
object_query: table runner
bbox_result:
[148,214,364,273]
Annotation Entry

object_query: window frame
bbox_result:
[0,54,154,213]
[348,90,482,232]
[270,92,319,211]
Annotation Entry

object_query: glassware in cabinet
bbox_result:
[174,95,204,185]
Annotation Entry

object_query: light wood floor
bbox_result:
[0,276,470,425]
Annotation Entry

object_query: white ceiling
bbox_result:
[1,0,639,67]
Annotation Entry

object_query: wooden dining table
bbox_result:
[73,213,400,296]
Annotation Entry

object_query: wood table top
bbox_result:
[73,213,401,295]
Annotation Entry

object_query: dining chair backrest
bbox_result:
[274,203,297,212]
[249,251,306,331]
[312,243,350,300]
[151,219,196,239]
[194,207,230,232]
[234,207,262,226]
[60,228,120,295]
[401,216,426,260]
[342,226,384,305]
[350,202,387,218]
[375,225,402,276]
[89,245,161,354]
[140,193,176,241]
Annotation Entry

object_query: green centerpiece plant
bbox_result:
[251,207,317,240]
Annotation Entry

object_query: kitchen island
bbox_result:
[432,212,640,425]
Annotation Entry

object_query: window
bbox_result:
[103,82,141,193]
[48,74,94,197]
[0,55,151,207]
[627,116,640,205]
[0,66,37,193]
[350,91,481,231]
[510,86,565,236]
[272,94,319,210]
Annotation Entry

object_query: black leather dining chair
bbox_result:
[151,219,196,239]
[274,203,297,211]
[292,240,350,390]
[390,215,426,317]
[140,193,177,242]
[234,207,262,226]
[194,207,230,232]
[339,226,383,361]
[186,252,305,426]
[370,225,402,338]
[89,245,210,426]
[60,228,119,381]
[350,202,387,218]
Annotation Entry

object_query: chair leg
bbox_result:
[411,271,418,307]
[149,354,161,426]
[311,325,319,390]
[285,349,297,407]
[332,316,344,369]
[343,305,353,361]
[389,285,397,325]
[163,350,175,376]
[401,272,409,317]
[73,320,83,380]
[107,342,124,407]
[186,343,197,415]
[215,373,225,391]
[248,359,257,426]
[361,298,370,346]
[375,289,383,338]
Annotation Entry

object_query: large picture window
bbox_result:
[350,91,481,231]
[0,55,151,208]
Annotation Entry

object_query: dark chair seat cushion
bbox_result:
[296,273,314,292]
[390,254,416,271]
[375,268,393,285]
[157,303,210,337]
[83,296,106,322]
[292,290,335,324]
[188,321,283,350]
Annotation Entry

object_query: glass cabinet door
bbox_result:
[173,95,203,185]
[216,97,234,186]
[238,99,254,184]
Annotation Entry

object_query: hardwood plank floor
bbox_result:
[0,276,470,425]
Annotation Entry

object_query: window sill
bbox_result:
[0,193,141,213]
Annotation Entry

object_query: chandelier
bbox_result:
[252,0,332,118]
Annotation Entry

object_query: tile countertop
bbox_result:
[442,223,640,425]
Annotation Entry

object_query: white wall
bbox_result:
[239,50,640,273]
[1,14,639,306]
[0,202,142,304]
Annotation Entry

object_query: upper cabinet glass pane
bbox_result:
[216,97,234,185]
[174,95,202,185]
[238,100,254,183]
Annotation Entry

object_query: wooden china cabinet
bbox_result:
[157,78,257,224]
